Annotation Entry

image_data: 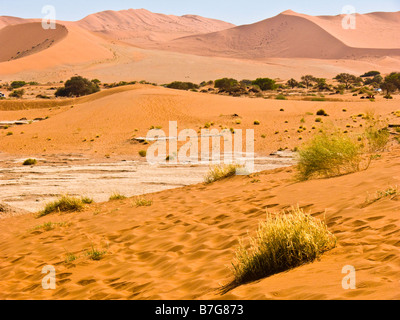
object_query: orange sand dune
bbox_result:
[0,10,399,83]
[0,23,114,75]
[157,11,400,59]
[77,8,235,46]
[0,16,36,29]
[0,144,399,299]
[0,22,68,62]
[302,11,400,49]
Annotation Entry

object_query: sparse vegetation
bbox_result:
[297,130,363,180]
[204,164,244,184]
[23,159,37,166]
[166,81,199,91]
[37,195,85,218]
[231,206,336,285]
[365,186,399,206]
[139,150,147,157]
[86,245,107,261]
[316,109,329,117]
[55,76,100,97]
[9,89,25,98]
[134,197,153,207]
[109,193,127,201]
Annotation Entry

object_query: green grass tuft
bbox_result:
[297,130,363,181]
[109,193,127,201]
[204,164,244,184]
[37,196,85,218]
[231,206,336,285]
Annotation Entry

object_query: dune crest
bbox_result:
[76,8,235,46]
[156,10,400,59]
[0,22,68,62]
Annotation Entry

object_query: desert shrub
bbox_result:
[109,193,127,201]
[365,125,390,152]
[365,186,399,206]
[231,206,336,285]
[204,164,243,184]
[9,89,25,98]
[316,109,328,117]
[55,76,100,97]
[37,195,85,218]
[86,245,107,261]
[139,150,147,157]
[275,94,287,100]
[81,197,94,204]
[10,81,26,89]
[104,81,136,88]
[297,130,363,180]
[252,78,276,91]
[23,159,37,166]
[214,78,240,93]
[166,81,199,91]
[134,197,153,207]
[361,71,381,78]
[254,120,260,125]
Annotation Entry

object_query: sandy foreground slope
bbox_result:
[1,85,399,158]
[0,143,399,300]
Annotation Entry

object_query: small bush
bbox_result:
[23,159,37,166]
[134,197,153,207]
[37,195,85,218]
[9,89,24,98]
[10,81,26,89]
[55,76,100,97]
[109,193,127,201]
[81,197,94,204]
[166,81,199,91]
[365,186,399,205]
[254,120,260,125]
[275,94,287,100]
[316,109,329,117]
[365,125,390,153]
[231,206,336,285]
[204,164,244,184]
[297,130,363,180]
[139,150,147,157]
[86,246,107,261]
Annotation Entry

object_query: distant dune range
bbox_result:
[157,10,400,59]
[0,9,399,82]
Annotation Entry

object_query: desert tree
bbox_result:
[286,78,299,89]
[301,75,317,89]
[252,78,277,91]
[334,73,361,90]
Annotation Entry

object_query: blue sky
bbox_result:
[0,0,399,25]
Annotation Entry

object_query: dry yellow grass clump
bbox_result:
[231,207,336,285]
[204,164,244,184]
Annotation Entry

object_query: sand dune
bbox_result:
[1,84,399,158]
[0,22,68,62]
[157,10,400,59]
[76,8,235,46]
[0,23,114,75]
[0,10,399,83]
